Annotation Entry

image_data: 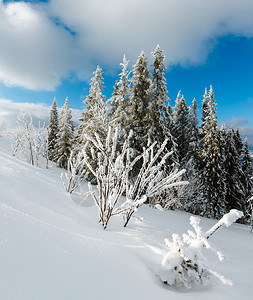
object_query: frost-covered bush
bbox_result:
[11,106,53,168]
[82,127,187,229]
[159,209,243,289]
[61,151,87,193]
[11,113,48,167]
[0,121,6,137]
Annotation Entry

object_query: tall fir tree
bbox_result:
[149,45,169,144]
[127,51,152,158]
[77,66,107,180]
[172,91,190,166]
[200,88,209,141]
[234,128,243,156]
[199,86,227,219]
[78,65,108,145]
[47,98,59,161]
[188,98,199,156]
[241,138,253,220]
[181,98,202,212]
[223,128,245,213]
[150,45,178,170]
[109,55,131,144]
[242,138,253,176]
[54,97,74,168]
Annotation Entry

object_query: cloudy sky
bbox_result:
[0,0,253,144]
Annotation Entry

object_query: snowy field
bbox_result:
[0,136,252,300]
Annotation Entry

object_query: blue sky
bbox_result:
[0,0,253,145]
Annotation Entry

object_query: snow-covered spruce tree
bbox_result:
[188,98,199,155]
[199,87,227,219]
[172,91,190,167]
[127,51,152,174]
[181,98,203,213]
[163,98,178,174]
[82,127,188,229]
[54,97,75,169]
[159,209,243,288]
[108,55,131,145]
[234,128,243,157]
[241,138,253,221]
[109,81,120,120]
[148,45,179,206]
[199,88,209,145]
[223,129,245,215]
[149,45,169,146]
[200,88,209,131]
[181,155,204,214]
[47,98,59,161]
[78,65,107,145]
[77,66,108,178]
[242,138,253,178]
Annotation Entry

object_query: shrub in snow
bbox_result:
[13,113,48,167]
[82,127,188,229]
[0,121,6,137]
[61,151,87,194]
[159,209,243,289]
[11,127,24,157]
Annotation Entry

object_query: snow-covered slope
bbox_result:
[0,136,252,300]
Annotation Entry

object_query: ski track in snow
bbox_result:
[0,201,145,249]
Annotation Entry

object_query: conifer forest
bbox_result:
[43,45,253,224]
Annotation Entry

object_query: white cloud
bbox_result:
[1,0,253,89]
[239,127,253,147]
[0,0,80,90]
[221,117,253,147]
[0,98,81,128]
[223,117,249,128]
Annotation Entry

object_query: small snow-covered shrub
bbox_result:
[61,151,87,193]
[82,127,187,229]
[12,113,48,167]
[0,121,6,137]
[159,209,243,289]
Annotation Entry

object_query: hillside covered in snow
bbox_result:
[0,136,252,300]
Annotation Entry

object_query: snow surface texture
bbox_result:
[0,136,252,300]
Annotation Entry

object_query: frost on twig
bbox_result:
[159,209,243,289]
[82,127,188,229]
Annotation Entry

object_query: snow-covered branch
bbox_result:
[205,209,243,239]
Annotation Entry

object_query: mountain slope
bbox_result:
[0,137,252,300]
